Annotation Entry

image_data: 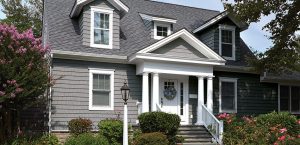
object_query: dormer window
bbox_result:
[219,25,236,60]
[90,8,113,49]
[154,22,171,40]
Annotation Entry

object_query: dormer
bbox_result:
[193,11,248,61]
[139,13,177,40]
[70,0,129,49]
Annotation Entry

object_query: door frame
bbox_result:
[159,75,189,125]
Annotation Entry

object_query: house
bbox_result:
[43,0,300,143]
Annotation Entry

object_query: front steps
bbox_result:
[178,125,217,145]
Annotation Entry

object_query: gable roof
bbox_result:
[70,0,129,18]
[193,11,248,33]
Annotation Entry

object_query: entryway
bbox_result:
[159,75,189,125]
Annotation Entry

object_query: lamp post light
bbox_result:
[121,81,130,145]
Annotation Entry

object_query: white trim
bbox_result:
[113,0,129,12]
[219,77,238,113]
[135,29,225,61]
[70,0,129,18]
[154,22,172,40]
[193,12,228,33]
[219,25,236,60]
[139,13,177,23]
[89,69,115,110]
[90,8,113,49]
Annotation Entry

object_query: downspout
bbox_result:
[48,54,53,133]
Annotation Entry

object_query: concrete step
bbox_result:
[180,134,212,138]
[182,143,218,145]
[184,138,212,142]
[178,125,215,145]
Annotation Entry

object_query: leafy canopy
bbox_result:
[222,0,300,73]
[0,0,43,36]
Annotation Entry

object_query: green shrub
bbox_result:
[138,112,180,144]
[133,132,169,145]
[98,119,123,145]
[65,133,109,145]
[9,134,60,145]
[68,118,93,135]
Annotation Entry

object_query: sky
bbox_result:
[0,0,274,52]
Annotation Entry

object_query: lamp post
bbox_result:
[121,81,130,145]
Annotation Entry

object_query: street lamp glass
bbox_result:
[121,81,130,102]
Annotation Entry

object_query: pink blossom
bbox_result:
[0,91,5,96]
[278,135,286,141]
[297,120,300,125]
[273,142,278,145]
[10,93,16,98]
[298,134,300,138]
[15,88,23,93]
[279,128,287,133]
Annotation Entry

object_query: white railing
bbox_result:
[202,104,223,144]
[156,103,162,112]
[136,101,142,115]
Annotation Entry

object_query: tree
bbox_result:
[0,24,50,141]
[0,0,43,37]
[222,0,300,73]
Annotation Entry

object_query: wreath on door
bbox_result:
[164,86,177,100]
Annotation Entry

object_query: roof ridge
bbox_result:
[143,0,221,13]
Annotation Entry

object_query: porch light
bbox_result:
[121,80,130,145]
[121,81,130,103]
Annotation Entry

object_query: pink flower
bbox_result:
[279,128,287,133]
[278,135,286,141]
[0,91,5,96]
[15,88,23,93]
[273,142,279,145]
[298,134,300,138]
[297,120,300,125]
[10,93,16,98]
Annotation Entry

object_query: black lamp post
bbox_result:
[121,80,130,145]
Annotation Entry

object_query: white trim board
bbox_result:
[134,29,226,62]
[139,13,177,23]
[70,0,129,18]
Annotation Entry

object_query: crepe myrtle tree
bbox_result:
[0,23,51,140]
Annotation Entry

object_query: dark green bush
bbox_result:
[133,132,169,145]
[138,112,180,144]
[9,134,60,145]
[65,133,109,145]
[68,118,93,135]
[98,119,123,145]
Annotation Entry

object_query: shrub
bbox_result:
[133,132,169,145]
[9,134,60,145]
[68,118,93,135]
[65,133,109,145]
[98,119,123,145]
[138,112,180,144]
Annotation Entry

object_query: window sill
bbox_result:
[223,56,236,61]
[219,110,237,114]
[90,44,113,49]
[89,106,114,111]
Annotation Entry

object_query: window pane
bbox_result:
[221,30,232,43]
[222,44,233,57]
[94,29,101,44]
[280,86,290,111]
[93,12,110,45]
[221,82,235,111]
[157,26,168,37]
[104,75,110,90]
[102,30,109,45]
[291,86,300,112]
[92,91,110,106]
[93,74,110,90]
[104,14,109,29]
[100,13,105,28]
[94,13,101,28]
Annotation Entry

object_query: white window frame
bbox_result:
[219,25,236,60]
[278,84,300,114]
[90,7,113,49]
[219,77,238,113]
[89,68,115,110]
[154,22,171,40]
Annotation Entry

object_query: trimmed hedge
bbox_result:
[68,118,93,135]
[138,112,180,144]
[65,133,109,145]
[98,119,123,145]
[133,132,169,145]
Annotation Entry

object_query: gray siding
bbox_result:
[152,38,207,59]
[80,0,120,49]
[213,71,278,115]
[51,59,141,130]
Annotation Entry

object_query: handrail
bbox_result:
[202,104,223,144]
[156,103,162,112]
[136,101,142,115]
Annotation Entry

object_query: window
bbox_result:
[89,69,114,110]
[279,85,300,114]
[219,25,236,60]
[154,22,171,39]
[91,8,113,49]
[219,78,237,113]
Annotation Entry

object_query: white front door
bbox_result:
[159,76,189,124]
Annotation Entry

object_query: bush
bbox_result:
[138,112,180,144]
[218,112,300,145]
[98,119,123,145]
[133,132,169,145]
[9,134,60,145]
[65,133,109,145]
[68,118,93,135]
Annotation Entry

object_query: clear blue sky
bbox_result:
[0,0,273,52]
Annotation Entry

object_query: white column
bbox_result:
[207,77,213,113]
[142,72,149,113]
[123,103,128,145]
[197,76,204,125]
[151,73,159,111]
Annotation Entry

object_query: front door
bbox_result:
[159,76,189,124]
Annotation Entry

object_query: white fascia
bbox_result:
[139,13,177,23]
